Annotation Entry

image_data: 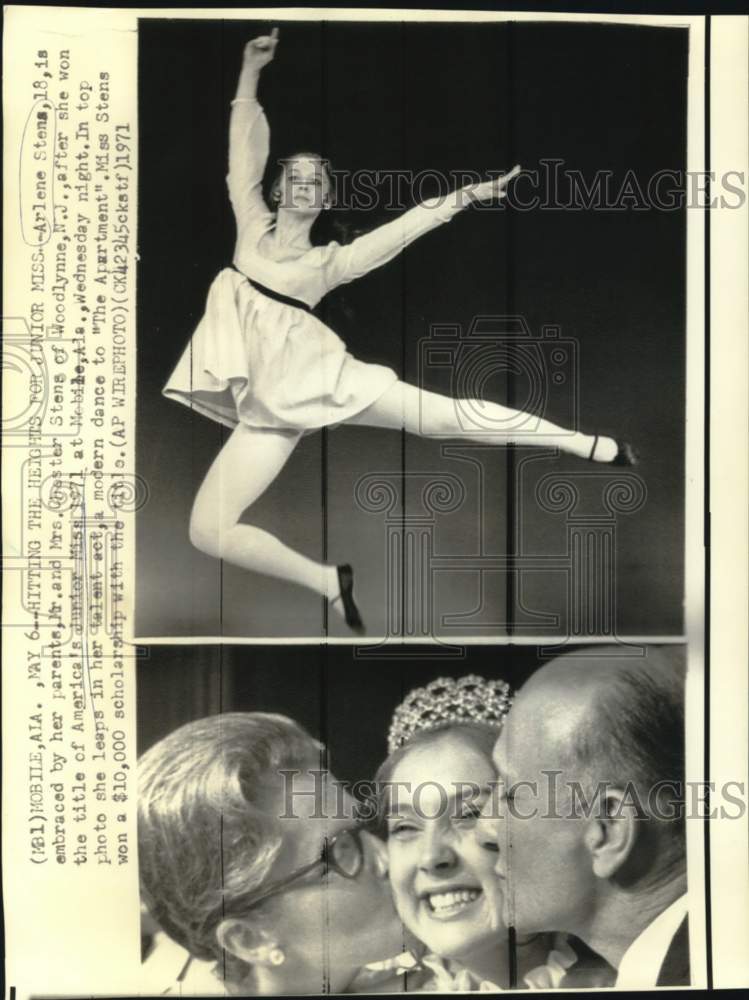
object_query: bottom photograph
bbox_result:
[137,643,690,994]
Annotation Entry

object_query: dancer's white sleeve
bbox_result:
[227,98,273,233]
[321,196,466,291]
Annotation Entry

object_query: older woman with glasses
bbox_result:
[138,713,409,994]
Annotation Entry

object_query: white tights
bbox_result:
[188,381,617,605]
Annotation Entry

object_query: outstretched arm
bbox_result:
[322,166,521,291]
[226,29,279,224]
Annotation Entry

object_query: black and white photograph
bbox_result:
[136,18,688,641]
[137,642,690,993]
[133,21,699,988]
[7,5,748,999]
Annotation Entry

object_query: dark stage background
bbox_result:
[136,19,687,639]
[136,643,687,786]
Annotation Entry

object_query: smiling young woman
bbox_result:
[381,725,520,987]
[371,675,614,991]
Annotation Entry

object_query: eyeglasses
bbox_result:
[225,826,366,915]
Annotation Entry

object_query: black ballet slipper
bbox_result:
[611,440,638,467]
[331,564,366,636]
[588,435,638,467]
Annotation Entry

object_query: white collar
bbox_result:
[417,939,579,992]
[615,893,688,988]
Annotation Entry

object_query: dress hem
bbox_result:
[162,372,398,434]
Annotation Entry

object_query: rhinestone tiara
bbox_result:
[387,674,513,754]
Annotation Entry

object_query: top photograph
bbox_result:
[135,16,692,642]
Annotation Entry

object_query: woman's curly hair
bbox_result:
[138,712,321,986]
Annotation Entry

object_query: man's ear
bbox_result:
[216,918,286,968]
[584,787,638,880]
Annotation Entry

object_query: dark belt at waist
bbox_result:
[230,266,312,314]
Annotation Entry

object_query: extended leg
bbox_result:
[189,423,340,599]
[347,381,620,460]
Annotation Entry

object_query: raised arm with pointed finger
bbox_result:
[226,29,279,230]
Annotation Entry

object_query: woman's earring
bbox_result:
[246,943,286,967]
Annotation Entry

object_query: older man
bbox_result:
[480,646,688,988]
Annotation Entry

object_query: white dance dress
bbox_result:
[162,97,464,431]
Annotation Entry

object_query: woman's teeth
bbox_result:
[427,889,481,913]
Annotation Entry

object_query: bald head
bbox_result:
[486,647,686,936]
[523,645,684,699]
[508,656,606,767]
[498,646,686,851]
